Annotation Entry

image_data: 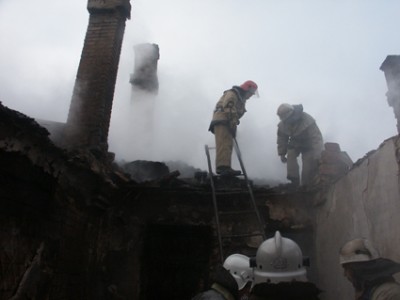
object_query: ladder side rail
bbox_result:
[204,144,225,263]
[232,137,266,240]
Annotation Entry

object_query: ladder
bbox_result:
[205,137,266,263]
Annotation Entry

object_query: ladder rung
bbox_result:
[218,210,258,216]
[221,232,264,238]
[214,174,244,177]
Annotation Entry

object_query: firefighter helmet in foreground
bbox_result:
[339,238,380,265]
[240,80,259,97]
[253,231,307,285]
[223,254,252,290]
[277,103,294,121]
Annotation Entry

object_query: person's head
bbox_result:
[277,103,294,121]
[239,80,259,100]
[223,254,252,290]
[277,103,304,124]
[339,238,380,290]
[252,231,307,286]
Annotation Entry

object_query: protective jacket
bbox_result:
[277,105,323,156]
[356,258,400,300]
[249,282,321,300]
[209,87,247,134]
[351,258,400,300]
[192,266,239,300]
[362,281,400,300]
[191,283,236,300]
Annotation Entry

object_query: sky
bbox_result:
[0,0,399,183]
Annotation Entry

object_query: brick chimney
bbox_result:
[380,55,400,134]
[129,43,160,95]
[63,0,131,158]
[318,142,353,185]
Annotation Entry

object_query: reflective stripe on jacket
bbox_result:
[366,282,400,300]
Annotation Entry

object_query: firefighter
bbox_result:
[209,80,258,176]
[191,265,239,300]
[276,103,323,187]
[191,254,253,300]
[339,237,400,300]
[249,231,321,300]
[223,254,253,300]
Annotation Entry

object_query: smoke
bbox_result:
[105,0,400,183]
[1,0,400,183]
[109,68,215,169]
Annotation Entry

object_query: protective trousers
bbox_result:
[214,124,233,169]
[287,148,320,185]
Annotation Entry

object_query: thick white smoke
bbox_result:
[1,0,399,183]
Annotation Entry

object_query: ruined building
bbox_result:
[1,1,400,300]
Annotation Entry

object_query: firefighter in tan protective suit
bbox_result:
[276,103,323,187]
[339,238,400,300]
[209,81,258,176]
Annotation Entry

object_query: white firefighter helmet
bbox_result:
[277,103,294,121]
[253,231,307,285]
[223,254,252,290]
[339,238,380,265]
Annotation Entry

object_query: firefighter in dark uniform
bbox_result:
[340,237,400,300]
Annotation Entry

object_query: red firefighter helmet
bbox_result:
[240,80,259,97]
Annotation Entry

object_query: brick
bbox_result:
[319,163,347,176]
[321,150,342,163]
[338,151,353,168]
[324,142,341,152]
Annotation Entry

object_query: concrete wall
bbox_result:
[314,135,400,300]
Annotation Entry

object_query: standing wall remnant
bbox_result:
[314,136,400,300]
[63,0,131,158]
[380,55,400,134]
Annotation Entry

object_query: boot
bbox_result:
[288,177,300,188]
[216,166,241,176]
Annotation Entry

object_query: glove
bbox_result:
[229,119,237,137]
[280,155,287,163]
[230,126,237,137]
[230,118,238,128]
